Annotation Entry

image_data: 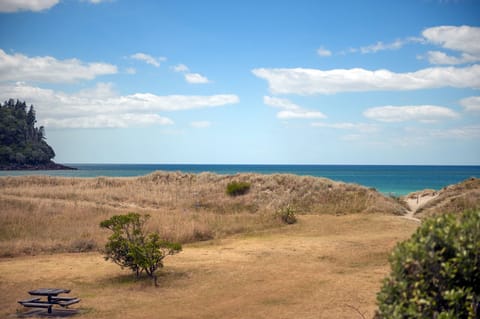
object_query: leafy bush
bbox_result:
[375,210,480,318]
[277,205,297,224]
[100,213,182,286]
[226,181,251,196]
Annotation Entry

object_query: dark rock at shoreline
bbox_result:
[0,161,77,171]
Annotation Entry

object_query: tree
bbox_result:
[375,210,480,318]
[0,99,57,167]
[26,105,36,141]
[100,213,182,286]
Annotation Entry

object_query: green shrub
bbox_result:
[226,181,251,196]
[100,213,182,286]
[277,205,297,224]
[375,210,480,318]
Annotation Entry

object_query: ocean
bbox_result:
[1,164,479,196]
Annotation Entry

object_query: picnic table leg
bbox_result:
[45,296,53,313]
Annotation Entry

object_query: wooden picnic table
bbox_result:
[18,288,80,314]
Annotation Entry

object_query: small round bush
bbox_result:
[226,181,251,196]
[375,210,480,319]
[277,205,297,224]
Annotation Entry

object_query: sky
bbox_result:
[0,0,479,165]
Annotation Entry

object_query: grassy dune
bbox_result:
[0,171,407,257]
[413,177,480,219]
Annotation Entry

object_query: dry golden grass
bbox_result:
[0,214,418,319]
[414,178,480,219]
[0,172,407,257]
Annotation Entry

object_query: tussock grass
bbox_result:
[0,171,407,257]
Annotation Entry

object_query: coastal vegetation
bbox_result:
[0,173,479,318]
[276,205,298,224]
[226,181,251,196]
[0,171,408,256]
[0,99,71,170]
[100,213,182,286]
[0,100,53,167]
[411,178,480,219]
[376,210,480,318]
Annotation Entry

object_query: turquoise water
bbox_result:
[1,164,479,196]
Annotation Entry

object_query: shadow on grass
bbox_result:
[96,268,190,288]
[17,309,80,318]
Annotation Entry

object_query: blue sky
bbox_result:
[0,0,479,164]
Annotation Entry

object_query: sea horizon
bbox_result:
[1,163,479,197]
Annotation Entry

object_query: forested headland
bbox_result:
[0,99,74,170]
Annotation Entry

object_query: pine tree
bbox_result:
[0,99,57,166]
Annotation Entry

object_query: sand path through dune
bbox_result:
[403,191,439,222]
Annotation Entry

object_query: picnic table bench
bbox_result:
[18,288,80,314]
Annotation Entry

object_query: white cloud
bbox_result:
[316,47,332,57]
[425,51,479,65]
[360,40,402,53]
[263,96,326,120]
[341,37,423,55]
[86,0,112,3]
[404,125,480,141]
[0,49,117,83]
[359,37,423,54]
[276,110,327,120]
[0,0,59,12]
[429,125,480,139]
[263,96,300,110]
[190,121,211,128]
[185,73,210,84]
[130,53,166,67]
[422,26,480,65]
[44,113,173,129]
[420,26,480,65]
[172,63,210,84]
[0,82,239,128]
[74,82,117,99]
[311,122,378,133]
[311,122,379,143]
[363,105,459,123]
[436,0,462,3]
[125,67,136,74]
[172,64,189,72]
[345,26,480,65]
[423,25,480,56]
[460,96,480,112]
[252,65,480,95]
